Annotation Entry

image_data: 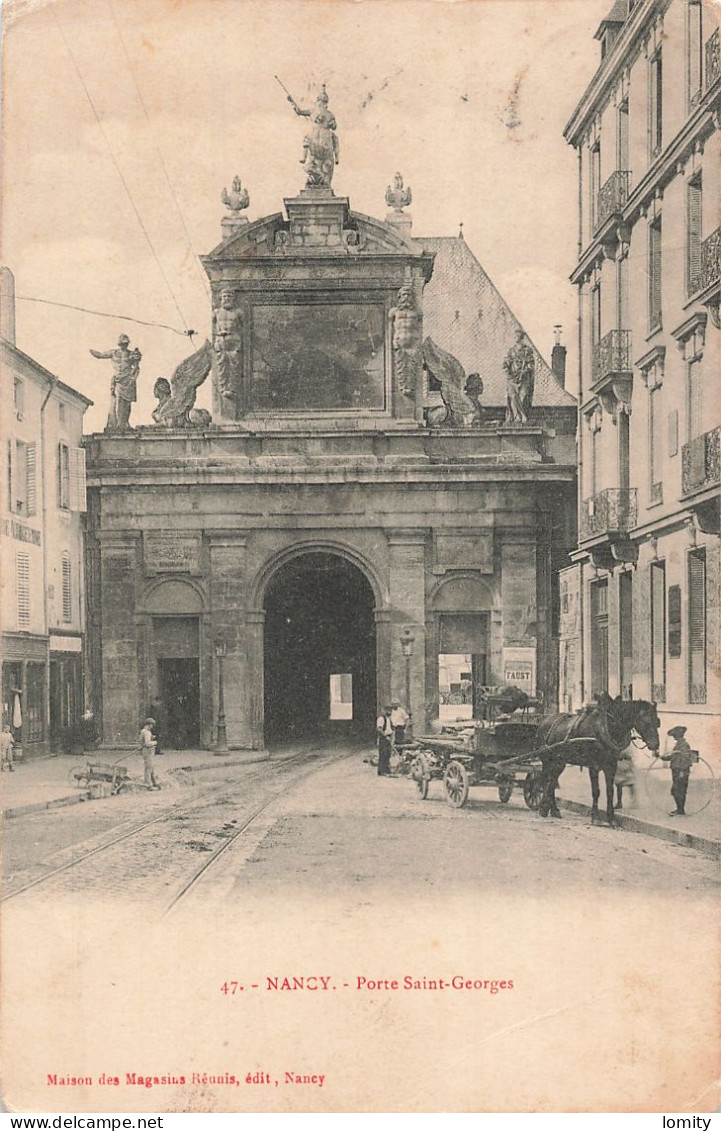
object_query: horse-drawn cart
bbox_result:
[410,720,545,810]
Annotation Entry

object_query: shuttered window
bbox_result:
[591,580,609,697]
[688,549,706,702]
[25,442,36,516]
[62,553,72,623]
[648,385,664,498]
[687,0,703,108]
[69,447,87,512]
[619,571,634,699]
[649,50,663,156]
[649,218,662,330]
[590,145,601,233]
[16,552,30,630]
[650,560,666,700]
[687,176,702,296]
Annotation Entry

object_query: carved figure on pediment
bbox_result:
[152,340,213,427]
[289,85,339,189]
[385,172,412,213]
[90,333,141,431]
[390,284,422,398]
[464,371,484,425]
[503,328,535,425]
[422,336,475,428]
[221,175,250,213]
[212,289,244,402]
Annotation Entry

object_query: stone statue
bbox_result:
[212,289,243,403]
[385,172,412,213]
[89,333,141,431]
[221,176,250,213]
[288,84,339,189]
[464,371,484,425]
[152,340,213,427]
[422,337,476,427]
[504,328,535,425]
[390,283,422,398]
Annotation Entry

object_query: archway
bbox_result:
[263,552,376,744]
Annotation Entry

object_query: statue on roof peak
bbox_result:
[279,78,339,189]
[386,172,412,213]
[221,176,250,213]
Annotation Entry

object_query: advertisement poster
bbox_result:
[1,0,719,1116]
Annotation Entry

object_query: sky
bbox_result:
[1,0,610,432]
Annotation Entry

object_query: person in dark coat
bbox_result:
[659,725,697,816]
[376,704,394,777]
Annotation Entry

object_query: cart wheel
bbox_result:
[68,764,89,788]
[523,771,544,810]
[497,779,514,803]
[412,754,430,799]
[444,760,470,808]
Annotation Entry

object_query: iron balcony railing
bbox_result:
[592,329,632,385]
[682,426,720,496]
[691,227,721,295]
[580,488,638,542]
[596,170,631,232]
[706,27,720,91]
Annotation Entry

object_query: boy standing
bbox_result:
[139,718,160,790]
[0,725,15,772]
[659,725,696,816]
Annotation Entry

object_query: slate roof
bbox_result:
[415,235,575,408]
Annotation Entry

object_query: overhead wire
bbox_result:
[106,0,212,301]
[51,6,196,340]
[16,294,194,337]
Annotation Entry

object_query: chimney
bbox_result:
[0,266,16,345]
[552,325,566,387]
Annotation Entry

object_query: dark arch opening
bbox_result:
[263,552,377,745]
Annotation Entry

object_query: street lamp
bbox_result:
[399,628,415,741]
[214,639,228,753]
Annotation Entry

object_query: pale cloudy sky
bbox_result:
[1,0,609,432]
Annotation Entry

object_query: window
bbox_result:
[7,439,36,516]
[618,409,630,492]
[329,673,352,720]
[686,175,702,296]
[590,144,601,233]
[688,548,707,703]
[619,571,633,698]
[687,356,704,441]
[62,553,72,623]
[617,99,629,170]
[16,552,30,630]
[13,378,24,414]
[648,384,663,502]
[58,402,66,423]
[617,255,629,328]
[687,0,703,109]
[650,560,666,701]
[649,49,663,157]
[590,580,609,697]
[58,442,70,509]
[649,217,662,330]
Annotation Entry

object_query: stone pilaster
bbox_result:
[208,534,252,749]
[98,532,141,746]
[387,530,427,726]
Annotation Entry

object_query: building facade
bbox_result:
[85,163,576,752]
[1,268,91,756]
[560,0,720,753]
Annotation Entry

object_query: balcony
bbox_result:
[691,227,720,298]
[591,329,633,417]
[682,426,720,496]
[706,27,720,91]
[580,490,638,568]
[595,170,631,233]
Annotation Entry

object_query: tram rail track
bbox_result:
[1,747,340,905]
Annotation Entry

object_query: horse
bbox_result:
[537,694,660,827]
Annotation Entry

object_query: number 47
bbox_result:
[220,982,241,994]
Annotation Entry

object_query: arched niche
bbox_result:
[143,579,205,615]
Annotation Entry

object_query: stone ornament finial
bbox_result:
[221,176,250,213]
[385,172,412,213]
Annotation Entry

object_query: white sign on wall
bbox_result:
[502,646,536,696]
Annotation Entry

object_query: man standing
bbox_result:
[139,718,160,790]
[148,695,166,756]
[376,705,394,777]
[659,725,696,816]
[390,698,410,745]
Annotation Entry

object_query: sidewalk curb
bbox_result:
[558,797,721,859]
[1,751,273,820]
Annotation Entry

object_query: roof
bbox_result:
[1,339,94,407]
[595,0,629,37]
[415,236,575,408]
